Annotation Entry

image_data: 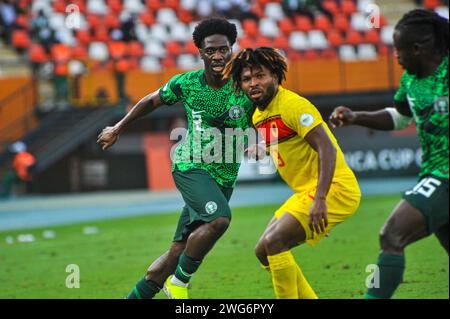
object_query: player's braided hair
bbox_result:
[223,47,287,92]
[192,18,237,49]
[395,9,449,55]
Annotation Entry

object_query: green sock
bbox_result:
[174,252,202,284]
[365,252,405,299]
[126,277,161,299]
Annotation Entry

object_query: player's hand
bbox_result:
[308,198,328,234]
[245,143,266,161]
[97,126,119,150]
[329,106,356,128]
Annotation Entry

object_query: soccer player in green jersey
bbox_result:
[97,18,253,299]
[330,9,448,299]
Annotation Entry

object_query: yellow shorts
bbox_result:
[274,177,361,246]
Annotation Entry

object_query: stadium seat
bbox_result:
[334,14,350,32]
[127,41,144,58]
[380,26,394,45]
[32,0,52,15]
[76,30,91,46]
[54,62,69,76]
[72,0,87,13]
[87,0,108,15]
[15,15,28,30]
[49,13,66,31]
[144,39,166,58]
[161,56,176,68]
[243,19,259,37]
[339,45,357,61]
[141,55,162,72]
[239,37,254,50]
[341,0,357,15]
[351,12,369,31]
[260,18,280,38]
[170,23,191,42]
[278,18,295,35]
[357,44,378,60]
[87,14,102,29]
[139,12,155,26]
[423,0,441,9]
[151,24,170,43]
[378,44,390,57]
[105,13,121,29]
[107,0,123,14]
[51,43,72,63]
[94,26,110,42]
[185,40,199,54]
[289,31,310,50]
[255,36,272,47]
[322,0,340,15]
[89,42,109,61]
[295,16,313,32]
[303,49,319,60]
[314,15,331,32]
[53,0,66,13]
[55,28,77,47]
[286,50,302,61]
[68,59,86,76]
[309,30,329,50]
[146,0,163,11]
[357,0,375,12]
[124,0,145,14]
[115,58,130,73]
[71,45,88,60]
[345,30,363,45]
[364,29,381,45]
[321,48,338,59]
[177,54,196,70]
[157,8,178,26]
[327,29,343,47]
[178,9,194,24]
[29,44,48,64]
[274,35,289,50]
[180,0,196,11]
[166,41,182,56]
[264,3,285,21]
[108,41,127,59]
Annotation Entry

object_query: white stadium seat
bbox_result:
[123,0,144,14]
[351,12,370,32]
[260,18,280,38]
[289,32,310,50]
[358,44,378,60]
[141,56,162,72]
[144,38,166,58]
[309,30,329,50]
[89,42,109,61]
[156,8,178,26]
[150,24,170,43]
[170,23,191,42]
[380,26,394,45]
[177,54,197,70]
[87,0,108,15]
[264,3,285,21]
[339,45,357,61]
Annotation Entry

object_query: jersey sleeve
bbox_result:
[282,97,324,139]
[159,73,185,105]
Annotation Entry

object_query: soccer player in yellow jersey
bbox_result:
[224,47,361,299]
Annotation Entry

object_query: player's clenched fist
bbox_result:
[97,126,119,150]
[329,106,356,128]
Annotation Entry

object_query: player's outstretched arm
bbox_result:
[329,105,395,131]
[97,90,163,150]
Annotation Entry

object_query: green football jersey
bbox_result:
[394,55,449,180]
[159,69,254,187]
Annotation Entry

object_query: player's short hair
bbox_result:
[395,9,449,55]
[223,47,287,92]
[192,18,237,49]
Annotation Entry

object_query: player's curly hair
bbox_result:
[223,47,287,92]
[192,18,237,49]
[395,9,449,55]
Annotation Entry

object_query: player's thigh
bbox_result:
[265,212,307,249]
[172,168,231,219]
[380,200,429,249]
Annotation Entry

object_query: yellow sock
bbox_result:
[296,264,318,299]
[260,264,271,273]
[267,251,298,299]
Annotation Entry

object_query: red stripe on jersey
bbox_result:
[255,115,297,146]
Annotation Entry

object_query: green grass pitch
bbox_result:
[0,194,448,299]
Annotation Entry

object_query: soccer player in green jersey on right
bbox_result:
[330,9,448,299]
[97,18,253,299]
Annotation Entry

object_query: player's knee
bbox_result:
[263,232,285,254]
[379,227,404,253]
[254,240,266,260]
[208,217,230,236]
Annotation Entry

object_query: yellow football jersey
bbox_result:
[253,86,357,194]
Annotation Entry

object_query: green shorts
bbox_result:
[172,168,234,242]
[403,176,449,234]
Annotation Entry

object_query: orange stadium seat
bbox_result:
[423,0,441,9]
[105,13,121,29]
[166,41,182,56]
[127,41,144,58]
[107,0,123,14]
[334,14,350,32]
[71,45,88,60]
[286,50,302,61]
[12,30,30,49]
[161,56,176,68]
[15,15,28,29]
[53,0,66,13]
[54,62,69,76]
[178,9,193,24]
[314,15,331,32]
[255,36,272,47]
[243,19,259,37]
[327,29,343,47]
[295,16,313,32]
[303,49,319,60]
[76,29,91,46]
[239,37,254,49]
[94,27,110,42]
[346,30,363,45]
[29,44,48,64]
[321,48,338,59]
[72,0,87,13]
[274,35,289,50]
[322,0,340,15]
[51,43,71,63]
[364,29,381,45]
[341,0,357,15]
[185,40,199,55]
[250,3,264,19]
[87,14,101,29]
[279,18,295,34]
[139,12,155,26]
[146,0,163,11]
[378,45,390,57]
[109,41,127,59]
[164,0,179,10]
[115,59,130,73]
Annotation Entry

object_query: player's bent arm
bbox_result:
[305,124,336,201]
[114,90,163,134]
